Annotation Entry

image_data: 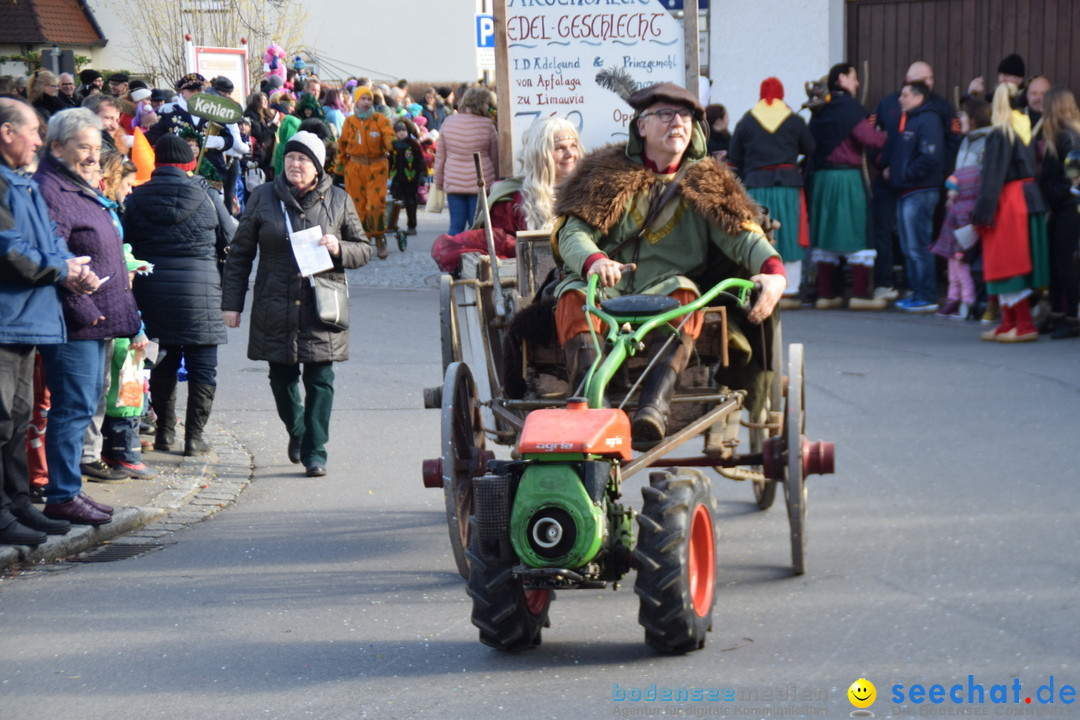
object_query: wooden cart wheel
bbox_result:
[750,405,777,510]
[439,274,461,373]
[784,343,807,575]
[441,362,488,579]
[752,316,785,510]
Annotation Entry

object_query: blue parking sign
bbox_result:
[476,14,495,48]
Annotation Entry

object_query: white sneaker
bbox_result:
[873,286,899,301]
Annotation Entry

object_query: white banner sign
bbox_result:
[506,0,685,156]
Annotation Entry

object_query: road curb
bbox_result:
[0,421,253,573]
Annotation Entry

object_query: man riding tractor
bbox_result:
[552,82,787,449]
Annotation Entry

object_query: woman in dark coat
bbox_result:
[221,131,371,476]
[124,133,235,455]
[1036,86,1080,339]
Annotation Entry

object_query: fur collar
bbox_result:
[554,144,757,237]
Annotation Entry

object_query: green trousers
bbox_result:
[268,362,335,465]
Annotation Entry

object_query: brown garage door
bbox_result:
[846,0,1080,111]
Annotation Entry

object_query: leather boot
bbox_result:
[374,235,388,260]
[814,262,842,309]
[150,371,177,451]
[184,382,216,456]
[998,300,1038,343]
[981,303,1016,341]
[386,203,401,232]
[563,333,598,398]
[631,332,694,450]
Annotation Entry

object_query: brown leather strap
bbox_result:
[607,161,693,260]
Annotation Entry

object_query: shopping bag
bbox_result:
[117,348,144,408]
[427,185,446,214]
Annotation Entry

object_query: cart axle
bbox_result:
[422,448,495,489]
[761,437,835,480]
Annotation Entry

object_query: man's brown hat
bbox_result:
[627,82,704,122]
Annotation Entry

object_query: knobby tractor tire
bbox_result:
[634,469,718,654]
[466,475,553,650]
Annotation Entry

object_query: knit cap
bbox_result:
[997,53,1026,78]
[283,130,326,173]
[154,133,196,172]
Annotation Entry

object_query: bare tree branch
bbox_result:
[103,0,308,89]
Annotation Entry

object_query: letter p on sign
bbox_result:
[476,14,495,48]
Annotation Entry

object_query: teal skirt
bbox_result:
[810,168,868,254]
[748,185,802,261]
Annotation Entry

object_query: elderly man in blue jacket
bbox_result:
[888,81,946,313]
[0,97,100,546]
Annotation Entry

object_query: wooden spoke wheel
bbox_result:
[441,362,490,579]
[784,344,807,575]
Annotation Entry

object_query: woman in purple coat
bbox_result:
[33,109,144,526]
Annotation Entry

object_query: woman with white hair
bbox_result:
[32,108,144,524]
[431,116,582,274]
[474,115,583,235]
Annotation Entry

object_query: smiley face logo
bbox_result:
[848,678,876,709]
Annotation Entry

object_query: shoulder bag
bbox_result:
[282,201,350,331]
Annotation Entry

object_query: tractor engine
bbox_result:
[509,461,634,581]
[510,401,636,583]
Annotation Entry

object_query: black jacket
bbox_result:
[221,172,371,364]
[124,166,234,345]
[1039,128,1080,212]
[32,94,69,120]
[974,129,1047,226]
[728,109,814,188]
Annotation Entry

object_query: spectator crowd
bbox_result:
[0,53,481,545]
[719,53,1080,344]
[2,47,1079,547]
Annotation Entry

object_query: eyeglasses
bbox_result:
[641,107,693,123]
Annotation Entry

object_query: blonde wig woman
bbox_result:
[474,116,582,235]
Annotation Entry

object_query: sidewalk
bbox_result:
[0,204,446,575]
[0,421,252,573]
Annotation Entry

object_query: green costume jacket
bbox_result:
[553,127,778,299]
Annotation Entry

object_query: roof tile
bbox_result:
[0,0,106,46]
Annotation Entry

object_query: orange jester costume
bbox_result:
[339,87,395,258]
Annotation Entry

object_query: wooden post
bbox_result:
[683,2,700,96]
[493,0,514,179]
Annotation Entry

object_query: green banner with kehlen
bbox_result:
[187,93,243,124]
